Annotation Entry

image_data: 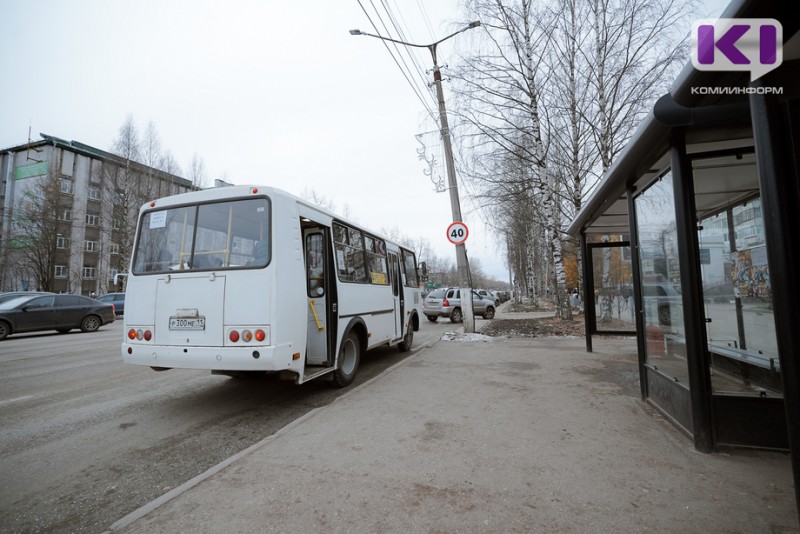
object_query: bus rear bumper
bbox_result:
[121,342,296,372]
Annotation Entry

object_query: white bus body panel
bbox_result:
[123,188,308,375]
[121,185,422,383]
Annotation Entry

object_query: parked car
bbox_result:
[96,292,125,315]
[423,287,496,323]
[0,294,115,341]
[0,291,53,305]
[476,289,500,307]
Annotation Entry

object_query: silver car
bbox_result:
[423,287,496,323]
[476,289,500,307]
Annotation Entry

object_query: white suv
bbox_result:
[423,287,496,323]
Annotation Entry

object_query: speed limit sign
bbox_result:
[446,222,469,245]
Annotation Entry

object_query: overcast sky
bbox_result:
[0,0,729,282]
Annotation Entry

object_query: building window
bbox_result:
[55,265,68,278]
[85,240,99,252]
[56,236,69,249]
[112,216,122,230]
[86,214,100,226]
[60,179,74,195]
[82,266,97,279]
[88,186,101,201]
[109,267,118,281]
[110,243,120,255]
[58,209,72,221]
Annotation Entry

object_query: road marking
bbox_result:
[0,395,34,407]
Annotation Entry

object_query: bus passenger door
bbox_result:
[389,252,404,339]
[304,230,328,366]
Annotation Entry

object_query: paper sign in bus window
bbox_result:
[149,211,167,229]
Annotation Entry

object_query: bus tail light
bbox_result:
[128,328,153,342]
[227,326,269,345]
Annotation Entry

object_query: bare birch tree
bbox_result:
[104,116,145,281]
[188,153,208,189]
[11,170,64,291]
[451,0,692,316]
[454,0,574,317]
[589,0,691,170]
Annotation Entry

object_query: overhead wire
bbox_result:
[357,0,498,268]
[356,0,439,123]
[414,0,437,42]
[380,0,437,106]
[357,0,486,222]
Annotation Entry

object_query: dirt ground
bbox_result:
[480,301,586,338]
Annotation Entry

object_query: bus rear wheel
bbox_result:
[398,321,414,352]
[332,331,360,387]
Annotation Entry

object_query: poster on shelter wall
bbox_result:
[731,246,771,298]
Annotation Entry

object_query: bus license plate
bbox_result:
[169,317,206,330]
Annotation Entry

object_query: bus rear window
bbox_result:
[132,197,270,274]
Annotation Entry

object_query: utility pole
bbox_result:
[350,21,480,332]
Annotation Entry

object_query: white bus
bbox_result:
[121,185,423,386]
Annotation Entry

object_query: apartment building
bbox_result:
[0,133,196,295]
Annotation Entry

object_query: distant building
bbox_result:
[0,133,196,295]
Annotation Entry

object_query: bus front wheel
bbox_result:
[332,331,361,387]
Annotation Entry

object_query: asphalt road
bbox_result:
[0,318,455,533]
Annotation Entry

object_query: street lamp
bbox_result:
[350,20,481,332]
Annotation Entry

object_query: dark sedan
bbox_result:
[0,294,115,341]
[96,292,125,315]
[0,291,53,305]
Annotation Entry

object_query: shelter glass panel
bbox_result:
[590,243,635,331]
[697,198,781,395]
[634,171,689,383]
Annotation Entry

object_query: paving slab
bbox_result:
[110,335,798,533]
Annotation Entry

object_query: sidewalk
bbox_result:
[110,335,798,533]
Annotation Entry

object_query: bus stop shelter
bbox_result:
[566,0,800,517]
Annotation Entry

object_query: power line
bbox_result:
[356,0,438,122]
[379,0,437,105]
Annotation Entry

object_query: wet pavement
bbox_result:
[108,331,798,533]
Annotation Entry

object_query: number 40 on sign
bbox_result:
[446,222,469,245]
